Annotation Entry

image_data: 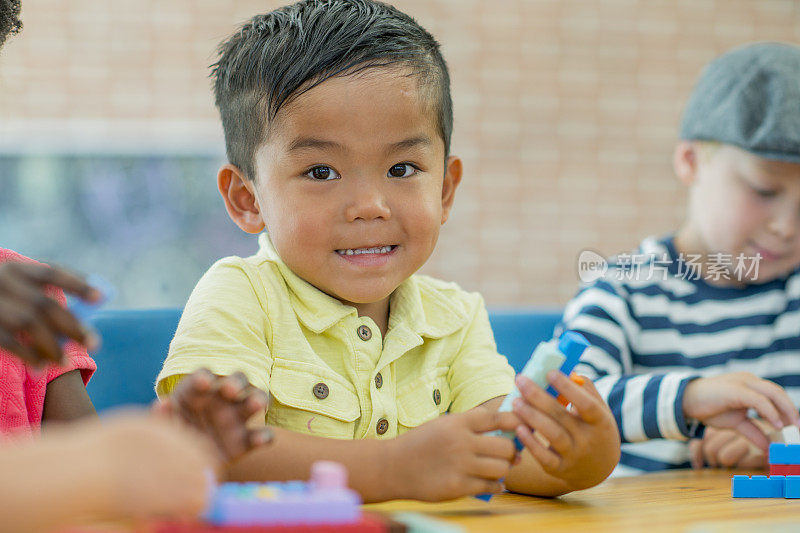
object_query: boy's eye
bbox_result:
[750,184,777,198]
[305,166,340,181]
[388,163,416,178]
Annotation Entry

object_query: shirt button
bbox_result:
[433,388,442,406]
[357,325,372,341]
[374,372,383,389]
[313,382,329,399]
[376,418,389,435]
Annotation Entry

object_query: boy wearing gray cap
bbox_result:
[559,42,800,475]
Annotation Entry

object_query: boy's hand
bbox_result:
[682,372,800,451]
[390,408,520,501]
[689,427,767,470]
[511,371,620,491]
[155,369,273,462]
[0,262,100,367]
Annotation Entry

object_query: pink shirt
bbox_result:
[0,249,96,437]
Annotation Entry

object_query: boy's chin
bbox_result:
[332,287,396,306]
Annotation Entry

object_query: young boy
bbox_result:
[562,42,800,475]
[157,0,620,502]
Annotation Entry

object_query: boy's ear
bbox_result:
[673,141,699,186]
[217,164,266,234]
[441,155,463,224]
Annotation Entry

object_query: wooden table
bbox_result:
[367,470,800,532]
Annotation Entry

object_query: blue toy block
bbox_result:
[769,443,800,465]
[66,274,115,322]
[546,331,589,395]
[732,475,785,498]
[785,476,800,498]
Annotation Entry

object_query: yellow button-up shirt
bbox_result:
[156,234,514,440]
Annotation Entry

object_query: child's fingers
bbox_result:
[205,401,251,460]
[237,389,269,421]
[467,408,521,433]
[689,439,704,470]
[515,425,562,473]
[216,372,249,401]
[466,478,505,497]
[8,278,86,347]
[702,429,740,468]
[576,376,602,400]
[745,378,800,428]
[0,285,65,364]
[474,434,517,462]
[511,397,573,456]
[173,374,215,428]
[546,371,606,424]
[22,314,64,365]
[734,418,771,452]
[19,263,101,302]
[46,301,96,348]
[467,456,513,481]
[183,369,215,397]
[515,375,579,434]
[248,427,274,448]
[733,387,783,431]
[717,437,750,468]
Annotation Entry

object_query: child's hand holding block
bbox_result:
[478,332,591,500]
[490,331,591,447]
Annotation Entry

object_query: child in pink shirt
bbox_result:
[0,248,97,436]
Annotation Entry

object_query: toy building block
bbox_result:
[784,476,800,499]
[769,443,800,464]
[546,331,589,396]
[781,425,800,444]
[770,464,800,476]
[205,461,361,526]
[149,515,388,533]
[67,274,115,322]
[731,475,785,498]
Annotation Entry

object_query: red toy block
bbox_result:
[770,464,800,476]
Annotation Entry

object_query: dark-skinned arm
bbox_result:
[42,369,97,424]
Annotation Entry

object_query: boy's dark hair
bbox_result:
[0,0,22,48]
[212,0,452,180]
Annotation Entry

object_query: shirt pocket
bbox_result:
[266,358,361,439]
[397,368,451,433]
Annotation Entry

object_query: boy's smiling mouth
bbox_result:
[335,245,399,267]
[335,245,397,256]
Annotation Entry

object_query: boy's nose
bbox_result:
[343,181,391,222]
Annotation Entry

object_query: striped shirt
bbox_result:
[558,235,800,475]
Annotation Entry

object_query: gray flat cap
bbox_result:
[680,42,800,163]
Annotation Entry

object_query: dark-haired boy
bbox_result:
[157,0,620,502]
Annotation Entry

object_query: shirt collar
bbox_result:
[257,233,469,338]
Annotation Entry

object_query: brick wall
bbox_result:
[2,0,798,306]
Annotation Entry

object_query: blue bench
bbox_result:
[86,308,562,412]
